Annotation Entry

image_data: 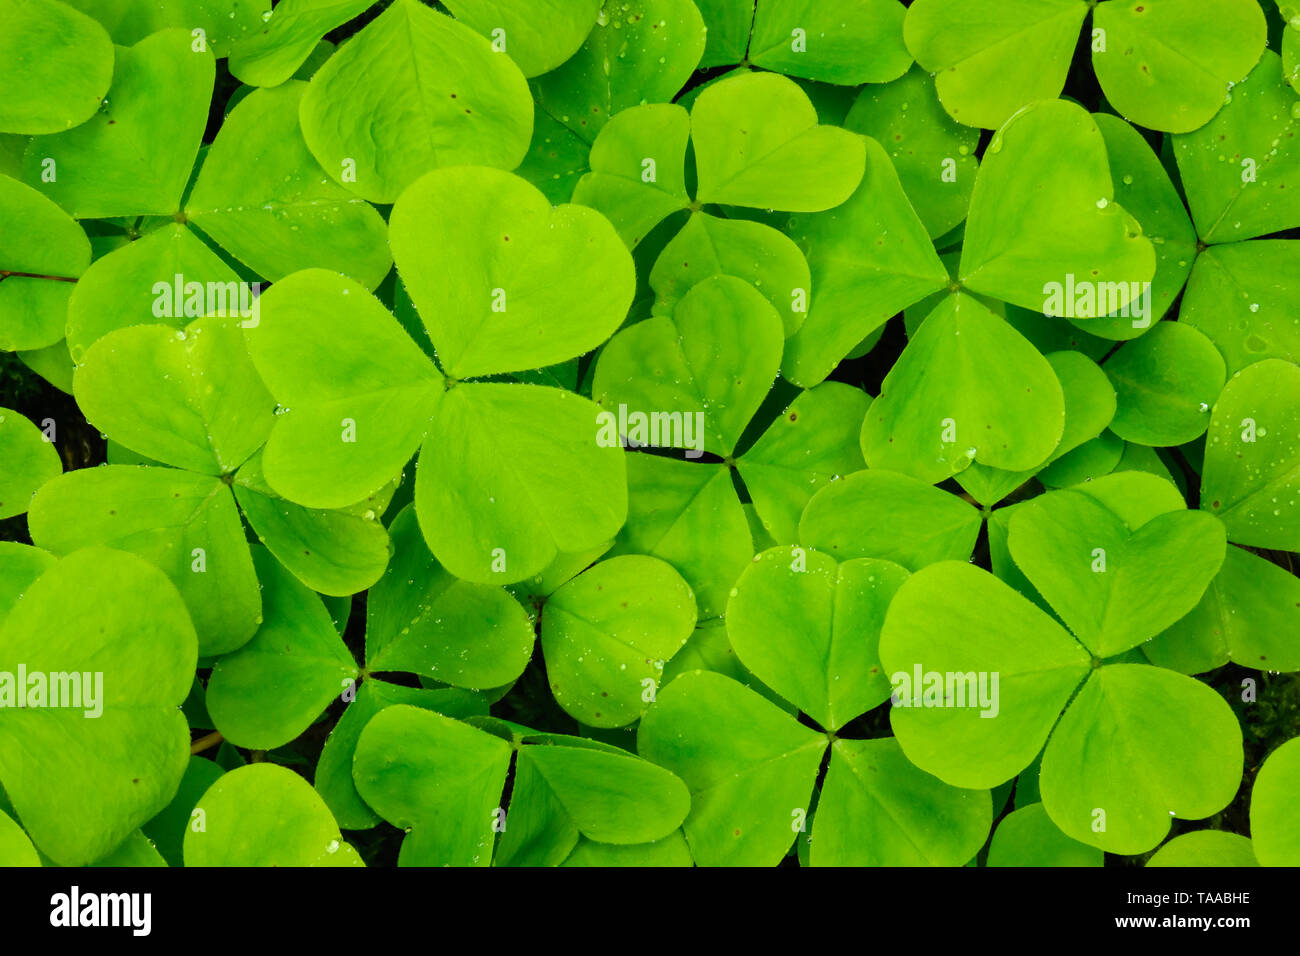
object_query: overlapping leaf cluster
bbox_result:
[0,0,1298,868]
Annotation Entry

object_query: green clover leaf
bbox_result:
[185,82,392,290]
[185,763,362,866]
[0,173,90,352]
[1202,358,1300,549]
[204,546,359,750]
[0,407,61,519]
[29,466,261,655]
[862,292,1067,483]
[21,29,213,218]
[1147,829,1259,866]
[727,546,908,732]
[957,350,1116,507]
[0,0,115,135]
[0,547,197,865]
[1250,737,1300,865]
[800,469,983,569]
[781,136,949,387]
[843,65,980,239]
[1007,487,1227,657]
[390,165,635,379]
[905,0,1265,133]
[696,0,911,84]
[959,100,1156,317]
[229,0,376,88]
[533,0,706,146]
[1144,543,1300,673]
[443,0,603,77]
[299,0,533,203]
[1103,320,1226,446]
[1173,51,1300,244]
[986,803,1103,867]
[541,554,697,728]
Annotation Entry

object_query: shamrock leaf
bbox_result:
[570,103,692,247]
[907,0,1265,133]
[1250,737,1300,866]
[353,706,688,865]
[314,679,487,830]
[0,547,196,866]
[1039,663,1242,853]
[185,763,362,866]
[637,670,824,866]
[64,222,243,361]
[29,466,262,655]
[1104,321,1226,448]
[781,136,949,387]
[390,165,635,379]
[414,382,628,583]
[185,82,392,290]
[229,0,376,88]
[593,274,784,458]
[810,737,990,867]
[1089,112,1198,338]
[1173,51,1300,244]
[231,452,393,598]
[881,548,1243,853]
[879,560,1091,789]
[605,453,753,619]
[571,71,866,250]
[204,547,359,750]
[1202,358,1300,550]
[443,0,603,77]
[1181,241,1300,375]
[299,0,533,203]
[903,0,1089,130]
[692,71,866,211]
[0,173,90,352]
[541,554,697,728]
[251,259,628,585]
[533,0,706,145]
[986,803,1102,867]
[21,29,213,217]
[861,292,1066,483]
[639,668,991,866]
[957,350,1116,507]
[0,0,115,134]
[726,0,910,84]
[843,65,980,239]
[365,505,534,689]
[959,99,1156,316]
[1091,0,1267,133]
[727,546,908,732]
[0,407,61,519]
[74,316,275,476]
[800,469,982,569]
[1143,544,1300,673]
[246,269,443,508]
[733,382,869,542]
[649,209,811,336]
[1008,486,1226,657]
[1147,830,1259,866]
[494,734,690,865]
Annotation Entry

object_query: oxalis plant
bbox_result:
[0,0,1297,872]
